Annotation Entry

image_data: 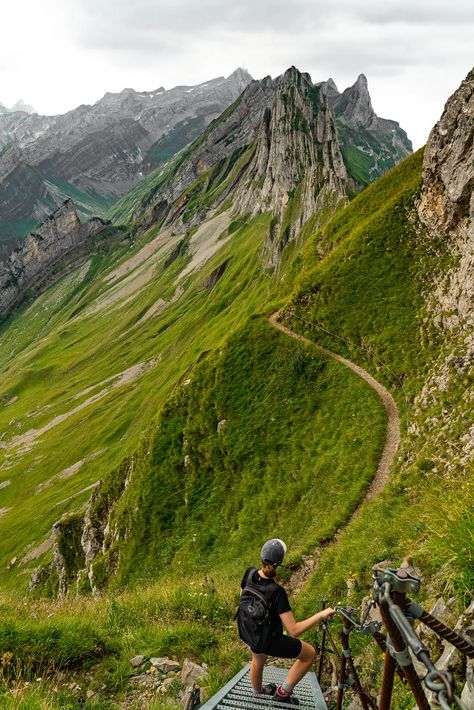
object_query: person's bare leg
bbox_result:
[283,641,317,689]
[250,652,268,692]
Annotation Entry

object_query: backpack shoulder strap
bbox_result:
[243,572,280,603]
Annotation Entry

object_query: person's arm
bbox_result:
[280,607,335,637]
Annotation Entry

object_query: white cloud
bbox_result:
[0,0,473,147]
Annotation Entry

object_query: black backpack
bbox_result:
[236,568,279,651]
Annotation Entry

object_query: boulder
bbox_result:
[150,657,180,673]
[130,654,145,668]
[461,659,474,708]
[181,658,209,686]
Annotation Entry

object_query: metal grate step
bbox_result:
[200,664,327,710]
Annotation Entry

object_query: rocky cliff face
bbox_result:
[233,67,348,266]
[321,74,412,188]
[0,70,252,245]
[418,67,473,337]
[411,67,474,483]
[0,199,108,316]
[140,76,277,230]
[136,67,411,268]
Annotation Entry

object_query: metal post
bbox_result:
[339,615,375,710]
[335,643,347,710]
[373,631,405,682]
[378,647,396,710]
[379,596,430,710]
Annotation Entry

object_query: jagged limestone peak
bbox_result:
[334,72,376,128]
[322,77,340,99]
[233,66,348,266]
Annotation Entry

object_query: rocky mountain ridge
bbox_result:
[0,199,109,316]
[0,99,36,114]
[320,73,412,189]
[234,68,348,265]
[0,65,413,324]
[0,69,252,249]
[122,66,411,267]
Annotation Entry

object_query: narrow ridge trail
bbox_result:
[268,312,401,594]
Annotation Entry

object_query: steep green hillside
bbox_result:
[35,317,385,596]
[281,149,473,606]
[0,211,273,589]
[0,143,471,709]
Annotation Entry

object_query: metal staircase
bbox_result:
[200,664,327,710]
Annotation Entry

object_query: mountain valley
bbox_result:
[0,64,472,709]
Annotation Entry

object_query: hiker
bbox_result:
[237,539,335,705]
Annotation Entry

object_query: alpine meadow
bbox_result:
[0,44,472,710]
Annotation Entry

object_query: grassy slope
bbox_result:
[281,149,473,611]
[0,313,386,707]
[0,213,272,589]
[1,139,470,708]
[85,317,385,591]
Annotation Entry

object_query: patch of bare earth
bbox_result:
[268,313,401,595]
[20,537,53,564]
[84,229,175,316]
[7,359,159,456]
[53,482,99,508]
[136,285,184,325]
[35,448,106,494]
[105,230,173,284]
[174,211,231,284]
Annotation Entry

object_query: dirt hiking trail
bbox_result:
[268,312,401,594]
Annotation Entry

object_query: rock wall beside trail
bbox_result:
[418,67,474,336]
[0,199,109,316]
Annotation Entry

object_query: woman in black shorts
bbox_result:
[240,539,335,705]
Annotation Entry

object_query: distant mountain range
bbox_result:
[0,69,252,255]
[0,99,36,115]
[0,69,412,259]
[108,66,412,268]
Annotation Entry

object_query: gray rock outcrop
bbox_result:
[332,73,377,128]
[0,199,108,316]
[0,70,252,248]
[233,67,348,266]
[418,67,474,336]
[419,68,474,238]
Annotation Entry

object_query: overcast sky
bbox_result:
[1,0,473,148]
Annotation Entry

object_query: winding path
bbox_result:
[268,312,401,593]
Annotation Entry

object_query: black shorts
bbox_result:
[252,634,302,659]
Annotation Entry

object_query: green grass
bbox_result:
[286,149,427,387]
[67,317,385,591]
[0,213,276,590]
[280,149,473,615]
[0,578,246,708]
